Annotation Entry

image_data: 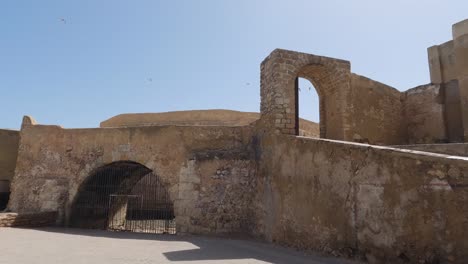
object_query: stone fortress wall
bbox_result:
[8,117,257,235]
[254,134,468,263]
[251,20,468,262]
[3,18,468,264]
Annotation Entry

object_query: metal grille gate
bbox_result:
[71,162,176,234]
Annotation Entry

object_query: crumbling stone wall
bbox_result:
[403,84,447,144]
[8,122,257,234]
[254,133,468,263]
[188,158,256,234]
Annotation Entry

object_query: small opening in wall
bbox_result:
[0,180,10,211]
[296,77,320,137]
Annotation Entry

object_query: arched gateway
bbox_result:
[70,161,175,234]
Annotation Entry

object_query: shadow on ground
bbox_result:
[24,227,360,264]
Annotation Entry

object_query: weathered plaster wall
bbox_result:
[403,84,447,144]
[350,74,404,145]
[428,41,457,84]
[453,19,468,39]
[443,80,464,142]
[454,32,468,141]
[8,123,257,234]
[393,143,468,157]
[0,129,19,183]
[254,134,468,263]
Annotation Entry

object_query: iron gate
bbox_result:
[71,162,176,234]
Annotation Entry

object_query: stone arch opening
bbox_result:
[70,161,175,234]
[295,63,340,138]
[296,77,321,137]
[260,49,351,140]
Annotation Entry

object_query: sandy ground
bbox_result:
[0,227,362,264]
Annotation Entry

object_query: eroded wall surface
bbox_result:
[403,84,447,144]
[8,124,257,234]
[350,74,404,145]
[254,134,468,263]
[428,40,457,84]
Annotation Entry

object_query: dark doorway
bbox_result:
[0,180,10,211]
[70,161,175,234]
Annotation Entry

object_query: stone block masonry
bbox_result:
[260,49,351,140]
[7,123,257,235]
[0,212,57,227]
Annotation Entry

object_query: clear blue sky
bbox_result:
[1,0,467,129]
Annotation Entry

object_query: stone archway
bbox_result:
[69,161,175,234]
[260,49,352,140]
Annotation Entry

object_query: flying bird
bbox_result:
[148,78,153,82]
[246,82,251,86]
[59,18,67,24]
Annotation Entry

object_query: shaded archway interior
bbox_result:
[70,161,175,234]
